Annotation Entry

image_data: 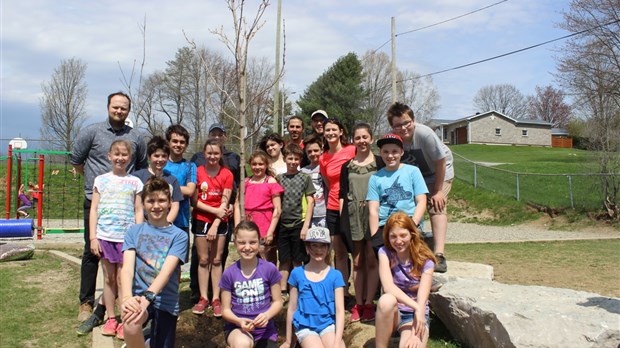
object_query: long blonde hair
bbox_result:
[383,211,436,278]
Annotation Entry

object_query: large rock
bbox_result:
[430,278,620,348]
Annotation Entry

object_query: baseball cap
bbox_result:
[304,227,331,244]
[377,133,403,148]
[311,110,328,121]
[208,123,226,134]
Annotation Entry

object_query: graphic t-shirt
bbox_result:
[319,145,356,210]
[220,258,282,341]
[378,247,434,315]
[366,164,428,226]
[194,166,233,223]
[164,159,197,229]
[123,222,188,316]
[93,172,143,242]
[301,164,326,218]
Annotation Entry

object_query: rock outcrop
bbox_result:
[430,278,620,348]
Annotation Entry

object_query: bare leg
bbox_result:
[101,259,118,320]
[430,214,447,255]
[352,240,365,305]
[332,236,350,295]
[210,236,226,302]
[375,293,399,348]
[364,241,379,305]
[194,236,210,300]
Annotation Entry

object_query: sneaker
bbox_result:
[212,299,222,317]
[192,297,209,315]
[361,303,375,322]
[116,323,124,340]
[434,253,447,273]
[350,304,363,322]
[76,313,103,336]
[102,318,119,336]
[78,303,93,322]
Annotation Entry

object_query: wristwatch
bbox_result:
[142,290,156,303]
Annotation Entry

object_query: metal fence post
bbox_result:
[474,163,477,189]
[516,173,520,201]
[567,175,574,209]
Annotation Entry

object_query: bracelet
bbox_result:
[122,296,132,301]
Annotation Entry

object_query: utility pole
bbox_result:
[391,16,397,103]
[273,0,282,132]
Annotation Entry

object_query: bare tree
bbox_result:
[556,0,620,217]
[473,84,528,119]
[527,85,572,128]
[360,51,393,135]
[40,57,88,151]
[361,50,440,135]
[186,0,275,215]
[398,70,440,125]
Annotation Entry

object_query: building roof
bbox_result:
[430,110,552,128]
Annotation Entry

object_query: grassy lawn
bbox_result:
[450,144,617,210]
[449,239,620,298]
[0,251,89,348]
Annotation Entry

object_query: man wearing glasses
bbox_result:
[386,102,453,273]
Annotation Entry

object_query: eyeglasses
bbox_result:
[392,120,412,130]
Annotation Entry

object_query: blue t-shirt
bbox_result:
[288,266,345,332]
[366,164,429,226]
[220,258,282,341]
[164,159,197,229]
[123,222,188,316]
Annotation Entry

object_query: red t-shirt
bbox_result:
[319,145,356,210]
[194,165,234,223]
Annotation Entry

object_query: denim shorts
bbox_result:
[295,324,335,343]
[398,311,430,331]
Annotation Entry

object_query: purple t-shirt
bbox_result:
[378,247,434,315]
[220,258,282,341]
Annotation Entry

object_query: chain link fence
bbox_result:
[453,152,619,210]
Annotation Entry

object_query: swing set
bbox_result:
[3,143,83,239]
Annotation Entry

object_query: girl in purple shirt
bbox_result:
[375,211,436,348]
[220,221,283,348]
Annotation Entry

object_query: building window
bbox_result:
[522,129,528,136]
[495,128,501,136]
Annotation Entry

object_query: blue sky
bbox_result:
[1,0,569,152]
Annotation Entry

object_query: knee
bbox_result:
[198,255,210,267]
[122,319,143,337]
[376,293,397,314]
[211,257,222,268]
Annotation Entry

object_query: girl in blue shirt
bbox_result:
[280,227,346,348]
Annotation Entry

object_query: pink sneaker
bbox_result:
[350,304,363,322]
[192,297,209,315]
[361,303,375,322]
[116,323,124,340]
[102,318,118,336]
[212,299,222,317]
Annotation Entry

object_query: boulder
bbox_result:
[430,278,620,348]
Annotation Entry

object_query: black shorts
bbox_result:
[371,225,385,256]
[277,222,307,264]
[192,219,228,237]
[326,209,340,236]
[147,306,178,348]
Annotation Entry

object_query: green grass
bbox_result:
[0,251,89,347]
[450,144,618,210]
[448,239,620,298]
[449,179,542,225]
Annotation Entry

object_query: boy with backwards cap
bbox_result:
[366,134,429,253]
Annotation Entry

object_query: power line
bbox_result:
[398,18,620,83]
[372,0,508,53]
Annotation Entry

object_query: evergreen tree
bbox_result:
[297,52,367,133]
